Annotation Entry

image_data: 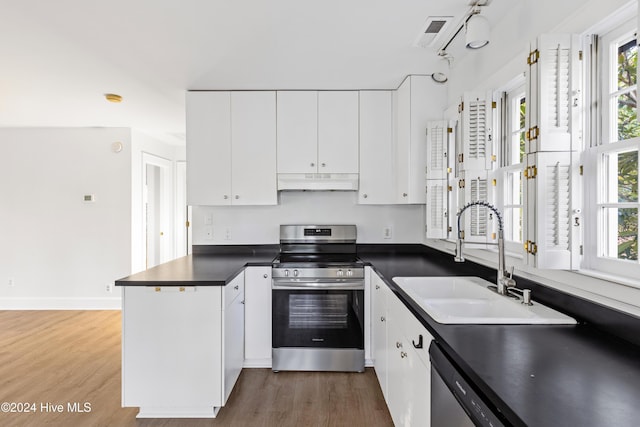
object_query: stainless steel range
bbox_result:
[272,225,365,372]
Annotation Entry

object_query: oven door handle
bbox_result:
[272,281,364,290]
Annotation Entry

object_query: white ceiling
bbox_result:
[0,0,506,144]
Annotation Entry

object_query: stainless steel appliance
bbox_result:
[272,225,365,372]
[430,341,506,427]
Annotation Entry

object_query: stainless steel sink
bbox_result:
[392,276,576,324]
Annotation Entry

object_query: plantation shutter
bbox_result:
[426,120,448,180]
[525,34,581,153]
[524,152,579,269]
[460,92,494,171]
[426,180,448,239]
[457,171,493,244]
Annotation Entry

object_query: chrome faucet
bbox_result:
[455,201,516,295]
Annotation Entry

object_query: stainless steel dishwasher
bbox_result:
[430,341,506,427]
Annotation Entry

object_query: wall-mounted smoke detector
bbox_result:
[413,16,454,48]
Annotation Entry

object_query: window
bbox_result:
[584,17,640,279]
[498,84,526,250]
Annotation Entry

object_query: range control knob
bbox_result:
[337,269,344,277]
[347,269,353,277]
[293,269,299,277]
[284,269,289,277]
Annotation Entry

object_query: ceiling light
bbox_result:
[431,72,448,84]
[465,13,490,49]
[104,93,123,103]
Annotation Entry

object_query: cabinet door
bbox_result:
[276,91,318,173]
[386,293,408,425]
[231,91,277,205]
[223,273,245,404]
[371,272,389,401]
[122,286,223,408]
[186,91,232,205]
[395,79,411,203]
[244,267,272,366]
[318,91,359,173]
[359,91,395,204]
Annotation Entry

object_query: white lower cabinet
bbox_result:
[122,272,245,418]
[372,271,433,426]
[244,266,272,367]
[372,270,390,400]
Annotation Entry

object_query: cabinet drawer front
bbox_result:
[225,272,245,308]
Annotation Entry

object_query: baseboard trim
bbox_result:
[0,297,122,310]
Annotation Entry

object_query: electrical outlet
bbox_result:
[383,226,393,239]
[105,283,113,293]
[204,227,213,240]
[225,228,232,240]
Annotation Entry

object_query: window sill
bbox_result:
[575,268,640,291]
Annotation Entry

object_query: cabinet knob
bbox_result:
[310,162,315,167]
[400,351,407,359]
[321,163,326,167]
[403,193,408,197]
[263,274,268,279]
[235,195,239,200]
[223,195,229,200]
[375,284,380,290]
[396,341,402,349]
[241,300,245,305]
[380,316,385,322]
[234,285,239,290]
[363,194,368,199]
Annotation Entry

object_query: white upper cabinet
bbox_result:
[394,75,446,204]
[186,91,277,206]
[276,91,318,174]
[230,91,277,205]
[359,91,395,204]
[318,91,359,173]
[186,91,232,205]
[276,90,359,175]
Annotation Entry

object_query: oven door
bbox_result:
[272,284,364,349]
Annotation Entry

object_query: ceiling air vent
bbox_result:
[413,16,453,48]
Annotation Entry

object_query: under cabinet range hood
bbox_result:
[277,173,359,191]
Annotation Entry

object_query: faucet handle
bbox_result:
[504,266,516,288]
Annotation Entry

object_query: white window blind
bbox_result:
[526,34,582,153]
[426,120,448,180]
[460,92,494,171]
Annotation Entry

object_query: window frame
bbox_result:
[582,17,640,281]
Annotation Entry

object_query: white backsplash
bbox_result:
[192,191,425,244]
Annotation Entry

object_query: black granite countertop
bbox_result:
[357,245,640,427]
[116,243,640,427]
[115,245,279,286]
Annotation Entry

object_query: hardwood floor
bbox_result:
[0,311,393,427]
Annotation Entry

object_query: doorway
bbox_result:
[142,153,173,269]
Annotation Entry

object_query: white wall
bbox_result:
[192,191,424,245]
[0,128,132,309]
